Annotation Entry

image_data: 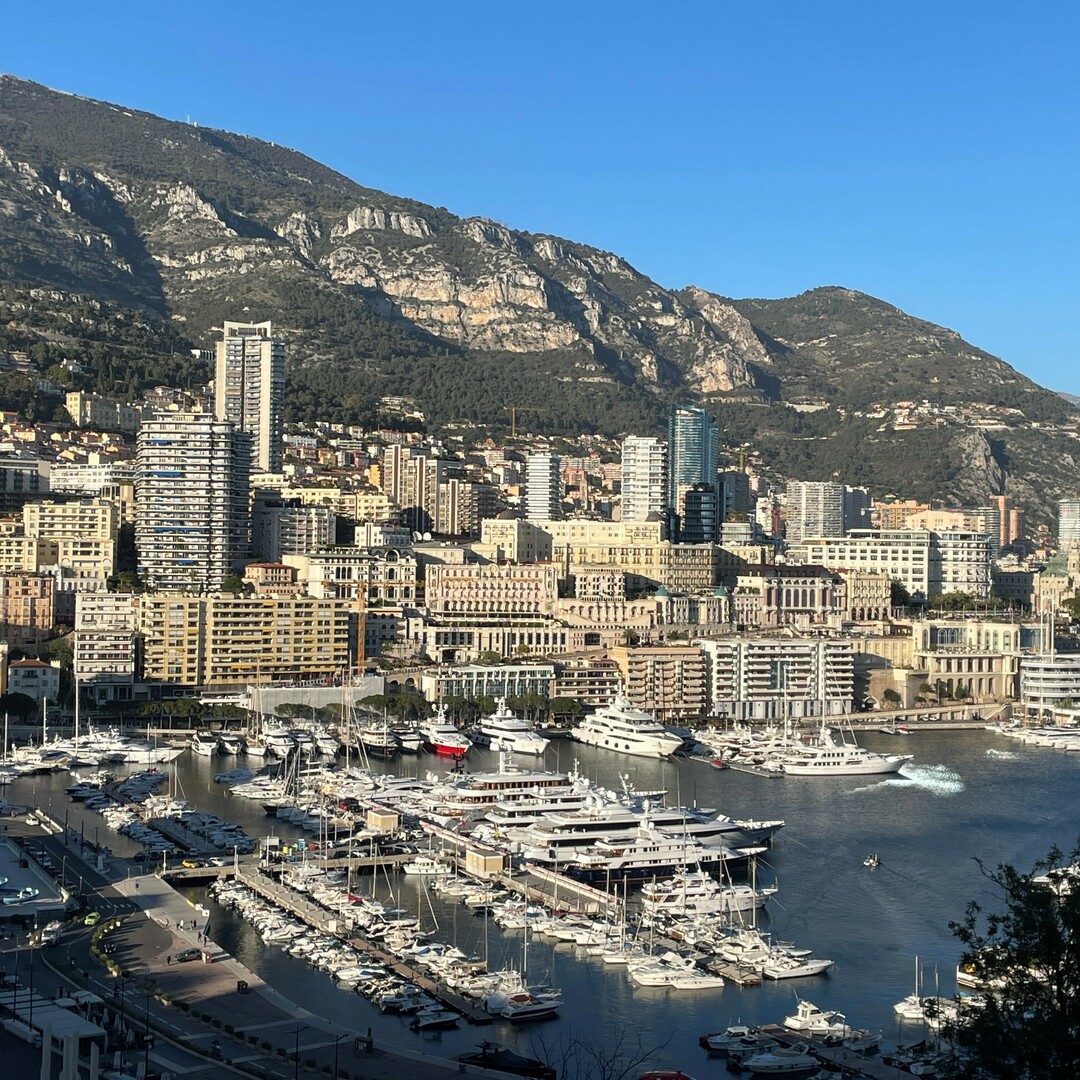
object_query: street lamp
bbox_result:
[143,985,152,1077]
[115,975,127,1071]
[333,1031,346,1079]
[291,1024,307,1080]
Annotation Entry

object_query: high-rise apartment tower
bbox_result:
[620,436,667,521]
[136,414,252,593]
[214,320,285,474]
[526,453,561,520]
[667,406,718,521]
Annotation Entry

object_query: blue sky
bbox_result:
[3,2,1078,390]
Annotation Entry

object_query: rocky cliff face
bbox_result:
[0,74,1075,522]
[0,76,778,399]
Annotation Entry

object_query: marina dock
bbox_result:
[758,1025,915,1078]
[226,867,494,1024]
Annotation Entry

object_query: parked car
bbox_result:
[175,948,201,963]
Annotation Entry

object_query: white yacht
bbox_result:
[263,727,298,756]
[781,725,912,776]
[424,747,572,814]
[574,696,685,759]
[560,824,741,885]
[641,867,777,919]
[218,732,245,755]
[469,698,550,756]
[511,799,780,864]
[191,730,219,757]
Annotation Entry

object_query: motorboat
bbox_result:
[470,698,550,756]
[761,955,835,980]
[511,799,781,864]
[499,991,562,1022]
[409,1003,460,1030]
[781,725,912,776]
[218,732,245,755]
[191,730,219,757]
[425,748,572,813]
[402,855,452,876]
[358,723,400,758]
[783,999,857,1039]
[2,886,40,905]
[263,728,298,756]
[394,727,424,754]
[574,696,685,758]
[741,1042,819,1074]
[864,853,880,868]
[700,1026,778,1058]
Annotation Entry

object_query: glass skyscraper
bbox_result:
[667,405,718,517]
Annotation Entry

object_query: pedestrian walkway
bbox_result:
[116,875,472,1079]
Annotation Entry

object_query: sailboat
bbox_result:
[485,909,563,1022]
[894,955,926,1021]
[243,681,269,757]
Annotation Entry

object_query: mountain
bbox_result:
[0,74,1075,523]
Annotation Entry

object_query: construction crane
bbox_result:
[505,405,545,438]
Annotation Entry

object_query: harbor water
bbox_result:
[13,728,1079,1072]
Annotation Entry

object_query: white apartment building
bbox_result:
[50,461,136,495]
[74,593,139,703]
[1057,498,1080,553]
[620,436,667,521]
[420,663,556,702]
[525,453,561,520]
[698,636,856,721]
[789,529,991,600]
[1020,654,1080,720]
[135,413,252,593]
[934,531,993,595]
[784,480,844,541]
[252,504,336,562]
[214,320,285,474]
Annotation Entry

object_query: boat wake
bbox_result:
[847,763,964,797]
[986,748,1020,760]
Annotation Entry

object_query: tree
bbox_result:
[942,840,1080,1079]
[108,570,146,593]
[550,696,585,724]
[535,1030,673,1080]
[0,692,36,719]
[883,688,902,706]
[891,579,912,607]
[220,574,247,595]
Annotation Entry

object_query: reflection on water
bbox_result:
[13,728,1080,1070]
